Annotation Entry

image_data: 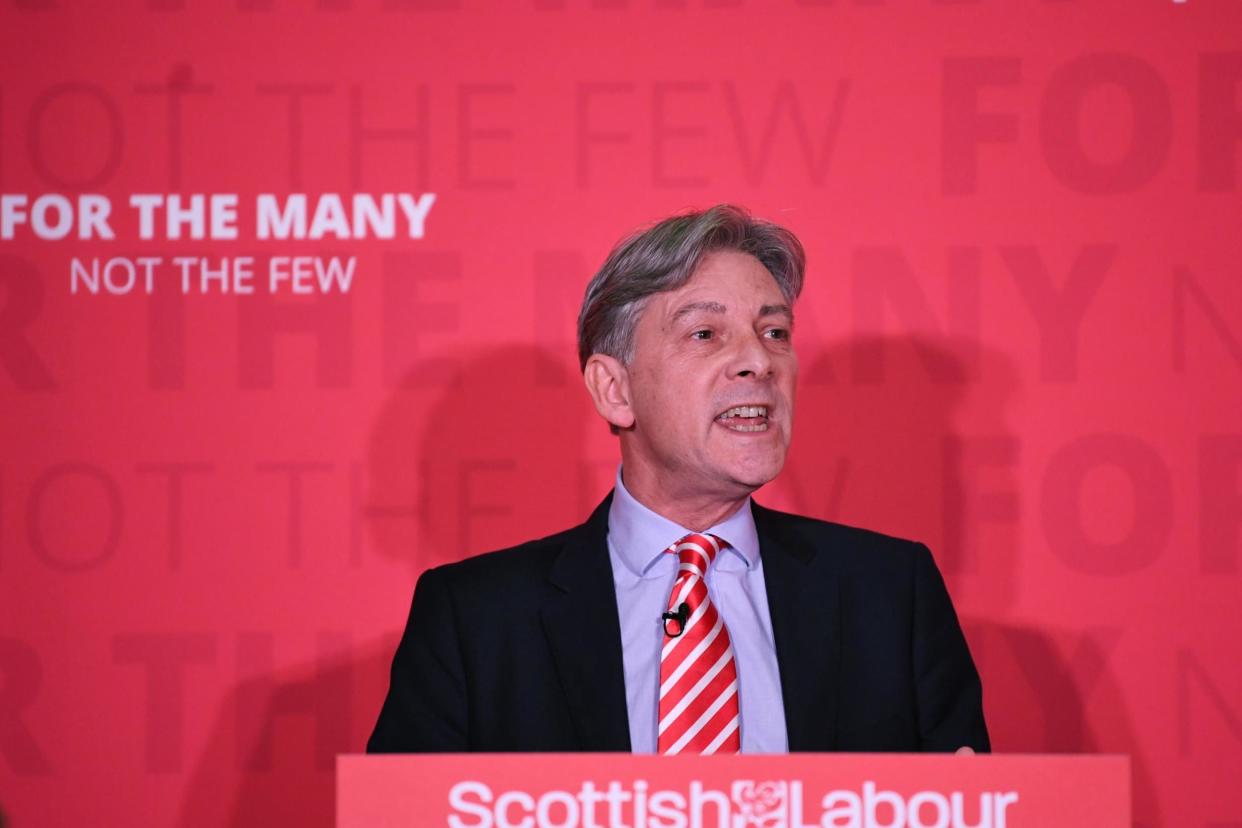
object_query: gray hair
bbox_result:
[577,204,805,372]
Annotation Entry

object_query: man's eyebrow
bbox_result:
[759,303,793,319]
[670,300,727,322]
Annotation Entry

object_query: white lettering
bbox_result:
[397,192,436,238]
[535,791,578,828]
[576,781,606,828]
[165,194,205,240]
[130,194,163,240]
[603,781,632,827]
[210,193,239,240]
[689,781,728,828]
[648,791,687,828]
[318,256,355,292]
[633,780,649,828]
[308,193,350,239]
[822,789,862,827]
[1,194,28,238]
[268,256,354,294]
[69,257,160,295]
[908,791,950,828]
[70,258,96,294]
[863,782,905,828]
[441,779,1018,828]
[31,194,73,240]
[951,792,992,828]
[352,193,395,238]
[494,790,534,828]
[256,193,306,239]
[789,781,806,827]
[255,192,432,239]
[448,781,493,828]
[994,791,1018,828]
[79,194,114,240]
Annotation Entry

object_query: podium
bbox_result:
[338,753,1129,827]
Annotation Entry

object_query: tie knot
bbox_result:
[668,533,727,570]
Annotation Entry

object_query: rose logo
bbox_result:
[731,780,788,828]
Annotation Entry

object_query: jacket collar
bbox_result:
[753,501,841,751]
[541,493,841,752]
[540,493,633,751]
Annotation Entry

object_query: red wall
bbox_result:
[2,1,1240,826]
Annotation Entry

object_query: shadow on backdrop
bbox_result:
[177,335,1158,827]
[769,335,1157,826]
[176,346,592,827]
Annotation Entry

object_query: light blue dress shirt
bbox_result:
[606,468,789,753]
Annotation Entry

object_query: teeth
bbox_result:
[720,405,768,419]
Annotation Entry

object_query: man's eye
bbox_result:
[690,329,713,340]
[765,328,790,341]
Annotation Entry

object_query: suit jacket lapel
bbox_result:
[754,501,841,751]
[540,493,632,751]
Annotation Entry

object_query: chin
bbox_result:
[726,455,786,490]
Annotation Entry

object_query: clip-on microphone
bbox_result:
[662,602,691,638]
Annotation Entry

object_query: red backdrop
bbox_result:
[2,1,1240,826]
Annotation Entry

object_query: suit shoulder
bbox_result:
[429,523,577,580]
[755,501,925,548]
[753,502,931,570]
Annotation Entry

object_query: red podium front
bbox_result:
[338,753,1129,827]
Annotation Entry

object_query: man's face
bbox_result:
[621,250,798,503]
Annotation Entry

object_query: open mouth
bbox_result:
[715,404,769,433]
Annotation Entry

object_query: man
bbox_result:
[368,205,988,754]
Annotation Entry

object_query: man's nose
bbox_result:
[728,331,774,379]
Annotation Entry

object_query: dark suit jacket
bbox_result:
[368,494,989,753]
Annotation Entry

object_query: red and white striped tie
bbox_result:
[657,532,741,755]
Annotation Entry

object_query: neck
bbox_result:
[619,465,752,532]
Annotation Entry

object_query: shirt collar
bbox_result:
[607,465,759,578]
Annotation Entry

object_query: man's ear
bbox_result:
[583,353,636,430]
